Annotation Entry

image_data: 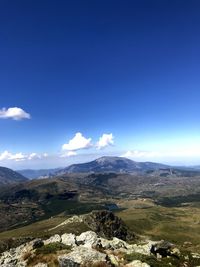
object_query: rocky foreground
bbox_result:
[0,211,200,267]
[0,230,181,267]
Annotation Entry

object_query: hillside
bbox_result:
[0,166,28,186]
[57,156,169,175]
[0,176,107,232]
[1,167,200,233]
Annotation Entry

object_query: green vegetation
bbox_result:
[26,242,72,267]
[156,193,200,207]
[41,198,104,219]
[124,251,200,267]
[35,242,71,255]
[117,199,200,253]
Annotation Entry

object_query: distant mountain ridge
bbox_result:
[18,168,61,179]
[56,156,169,175]
[0,166,28,186]
[16,157,200,179]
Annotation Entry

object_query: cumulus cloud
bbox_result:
[62,132,92,151]
[96,133,114,149]
[0,107,31,120]
[0,151,47,162]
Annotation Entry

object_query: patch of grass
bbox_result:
[117,201,200,252]
[124,251,200,267]
[27,242,71,267]
[35,242,71,255]
[124,252,157,264]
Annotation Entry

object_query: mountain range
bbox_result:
[1,156,200,185]
[0,156,200,231]
[17,156,170,179]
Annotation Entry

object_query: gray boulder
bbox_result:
[44,234,61,245]
[61,233,76,247]
[58,247,107,266]
[76,231,100,248]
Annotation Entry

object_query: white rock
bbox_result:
[126,241,156,256]
[0,242,31,267]
[125,260,150,267]
[108,254,120,266]
[58,247,107,266]
[44,234,61,245]
[192,252,200,258]
[76,231,100,248]
[61,233,77,247]
[100,237,128,250]
[33,263,48,267]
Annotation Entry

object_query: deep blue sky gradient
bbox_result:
[1,0,200,167]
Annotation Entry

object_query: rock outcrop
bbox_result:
[58,247,107,267]
[0,212,199,267]
[83,210,134,241]
[0,230,193,267]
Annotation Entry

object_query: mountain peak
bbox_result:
[94,156,131,164]
[57,156,168,174]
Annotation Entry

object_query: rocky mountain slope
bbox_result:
[56,156,169,175]
[0,166,28,186]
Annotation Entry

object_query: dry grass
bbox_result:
[27,253,59,267]
[22,251,32,261]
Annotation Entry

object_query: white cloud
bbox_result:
[28,153,41,160]
[0,151,12,161]
[9,152,27,161]
[121,150,161,158]
[96,133,114,149]
[0,107,31,120]
[60,151,77,158]
[0,151,47,162]
[0,151,27,161]
[62,132,92,151]
[121,148,200,160]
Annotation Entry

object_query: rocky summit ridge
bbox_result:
[0,211,200,267]
[0,230,181,267]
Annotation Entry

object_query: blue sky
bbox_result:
[1,0,200,169]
